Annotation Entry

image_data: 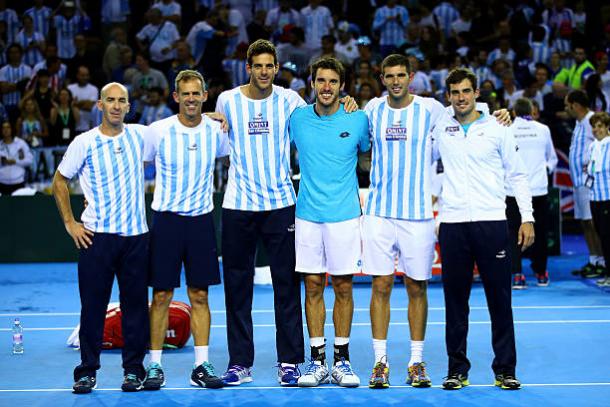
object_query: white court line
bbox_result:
[2,319,610,332]
[2,305,610,317]
[1,382,610,392]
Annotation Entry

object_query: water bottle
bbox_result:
[12,318,23,355]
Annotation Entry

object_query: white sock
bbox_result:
[194,346,208,366]
[149,349,162,365]
[372,339,387,366]
[409,340,424,367]
[310,337,325,347]
[334,337,349,346]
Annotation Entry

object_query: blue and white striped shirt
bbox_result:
[0,8,19,45]
[300,5,333,50]
[0,64,32,107]
[364,95,447,220]
[216,85,306,211]
[53,14,82,59]
[145,115,229,216]
[101,0,130,23]
[16,30,45,67]
[569,111,595,187]
[372,6,409,47]
[256,0,278,11]
[57,124,149,236]
[186,21,214,65]
[588,137,610,201]
[139,103,173,126]
[530,41,552,65]
[222,59,249,88]
[432,2,460,38]
[487,48,516,66]
[25,6,52,35]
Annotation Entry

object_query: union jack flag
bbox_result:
[552,149,574,213]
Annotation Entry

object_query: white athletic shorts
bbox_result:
[361,215,435,281]
[573,186,592,220]
[295,217,362,276]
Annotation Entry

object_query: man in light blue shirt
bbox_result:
[289,57,369,388]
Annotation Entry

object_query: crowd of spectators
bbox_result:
[0,0,610,191]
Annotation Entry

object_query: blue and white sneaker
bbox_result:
[222,365,252,385]
[277,363,300,386]
[298,360,330,387]
[331,359,360,387]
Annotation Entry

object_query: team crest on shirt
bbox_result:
[248,112,269,135]
[385,122,407,141]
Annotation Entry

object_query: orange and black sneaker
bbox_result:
[406,362,431,388]
[368,357,390,389]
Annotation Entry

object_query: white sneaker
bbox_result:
[298,361,330,387]
[331,359,360,387]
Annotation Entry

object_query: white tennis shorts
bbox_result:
[295,217,362,276]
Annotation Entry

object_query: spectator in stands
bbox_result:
[32,44,68,92]
[530,25,552,66]
[309,35,350,67]
[22,68,54,124]
[356,82,374,109]
[335,21,359,65]
[432,0,460,39]
[16,96,47,148]
[168,40,197,111]
[100,0,131,43]
[596,52,610,97]
[111,47,136,85]
[585,74,610,113]
[265,0,301,41]
[49,88,79,146]
[136,8,180,74]
[151,0,181,26]
[222,42,249,89]
[277,26,309,76]
[588,112,610,287]
[554,46,595,90]
[220,1,249,58]
[0,44,32,122]
[247,8,271,42]
[498,70,520,108]
[512,76,545,112]
[103,27,130,80]
[52,0,82,61]
[25,0,53,36]
[131,52,169,116]
[67,66,99,135]
[419,25,441,60]
[16,14,45,68]
[300,0,333,53]
[487,37,516,67]
[534,64,553,96]
[0,0,19,45]
[186,7,227,72]
[278,62,305,99]
[350,60,380,98]
[352,36,382,77]
[372,0,410,57]
[549,51,565,78]
[67,34,103,87]
[138,87,172,125]
[0,120,33,195]
[407,53,433,96]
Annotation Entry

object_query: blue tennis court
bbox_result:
[0,235,608,406]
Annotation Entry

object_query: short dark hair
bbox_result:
[513,98,533,117]
[381,54,411,75]
[590,111,610,128]
[567,89,589,108]
[247,39,277,66]
[310,57,345,85]
[445,67,478,91]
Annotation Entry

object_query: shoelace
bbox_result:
[227,365,248,376]
[125,373,139,381]
[304,360,323,375]
[372,362,386,379]
[148,366,161,379]
[77,376,92,383]
[335,359,353,376]
[276,364,300,376]
[201,362,216,376]
[413,363,428,379]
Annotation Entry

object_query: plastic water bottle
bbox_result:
[12,319,23,355]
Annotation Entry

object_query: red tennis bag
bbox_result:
[102,301,191,349]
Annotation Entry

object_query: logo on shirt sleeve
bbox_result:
[339,132,350,138]
[248,113,270,135]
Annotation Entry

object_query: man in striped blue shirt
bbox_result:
[25,0,53,36]
[372,0,410,57]
[215,39,306,387]
[52,82,151,394]
[588,112,610,287]
[0,44,32,121]
[143,70,228,391]
[565,90,606,277]
[52,1,82,60]
[363,54,447,389]
[300,0,333,52]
